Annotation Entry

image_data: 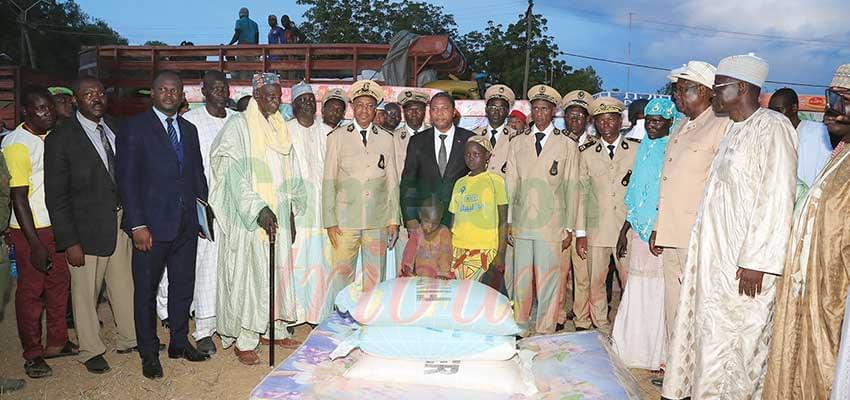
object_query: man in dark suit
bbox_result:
[400,92,473,229]
[45,76,137,375]
[117,71,210,379]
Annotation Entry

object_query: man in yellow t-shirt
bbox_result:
[448,136,508,286]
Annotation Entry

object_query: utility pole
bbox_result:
[9,0,46,69]
[627,12,633,92]
[522,0,533,98]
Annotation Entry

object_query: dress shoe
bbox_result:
[196,336,217,356]
[141,354,163,380]
[234,348,260,366]
[555,323,565,332]
[0,377,25,393]
[168,344,210,362]
[43,341,80,359]
[161,318,169,329]
[84,355,111,374]
[259,337,302,349]
[575,326,589,332]
[23,357,52,379]
[116,343,166,354]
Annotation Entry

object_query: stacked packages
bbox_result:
[332,277,537,395]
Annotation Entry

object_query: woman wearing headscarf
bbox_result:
[611,98,676,371]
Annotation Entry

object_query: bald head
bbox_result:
[768,87,800,127]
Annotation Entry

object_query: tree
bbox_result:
[458,13,603,96]
[296,0,458,44]
[1,0,126,76]
[143,40,168,46]
[657,81,675,96]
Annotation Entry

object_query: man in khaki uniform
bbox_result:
[650,61,728,343]
[323,80,400,293]
[507,84,580,336]
[574,96,639,330]
[392,89,429,275]
[475,84,520,177]
[556,90,593,329]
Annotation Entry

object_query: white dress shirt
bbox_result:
[152,106,181,142]
[76,111,116,170]
[530,122,555,149]
[433,124,456,159]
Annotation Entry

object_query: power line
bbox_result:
[561,51,828,88]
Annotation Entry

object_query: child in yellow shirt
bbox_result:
[448,135,508,287]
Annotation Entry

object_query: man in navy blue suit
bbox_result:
[117,70,210,379]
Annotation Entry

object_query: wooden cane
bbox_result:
[269,235,276,367]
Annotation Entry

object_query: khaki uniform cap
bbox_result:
[560,90,592,113]
[397,89,429,106]
[484,84,516,106]
[348,80,384,103]
[591,97,626,116]
[527,84,562,105]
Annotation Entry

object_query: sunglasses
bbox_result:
[826,88,847,115]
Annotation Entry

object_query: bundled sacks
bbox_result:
[335,277,537,395]
[335,277,520,336]
[331,325,518,361]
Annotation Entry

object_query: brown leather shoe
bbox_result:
[234,348,260,365]
[259,337,302,349]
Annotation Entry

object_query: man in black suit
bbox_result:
[44,76,138,375]
[117,71,210,379]
[400,92,473,229]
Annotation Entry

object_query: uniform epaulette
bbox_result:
[625,137,641,143]
[346,124,355,132]
[579,140,596,152]
[553,128,562,136]
[566,131,580,143]
[327,124,348,136]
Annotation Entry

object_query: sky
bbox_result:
[74,0,850,95]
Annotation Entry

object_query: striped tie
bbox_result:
[96,124,116,182]
[165,117,183,168]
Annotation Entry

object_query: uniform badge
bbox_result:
[595,143,603,153]
[501,162,507,174]
[347,124,354,132]
[378,154,385,170]
[621,140,629,150]
[553,128,561,136]
[401,131,407,139]
[549,160,559,176]
[621,169,632,186]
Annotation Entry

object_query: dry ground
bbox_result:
[0,283,661,399]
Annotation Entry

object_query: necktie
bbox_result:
[535,132,545,156]
[96,124,116,182]
[490,129,498,148]
[360,130,368,147]
[607,144,615,159]
[166,117,183,168]
[438,134,448,176]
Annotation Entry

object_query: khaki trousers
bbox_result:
[662,247,687,343]
[573,245,629,329]
[558,236,581,325]
[512,239,563,336]
[394,226,409,276]
[70,211,136,362]
[332,228,387,293]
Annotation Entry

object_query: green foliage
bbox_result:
[295,0,458,43]
[1,0,126,75]
[657,81,675,95]
[143,40,168,46]
[457,14,603,96]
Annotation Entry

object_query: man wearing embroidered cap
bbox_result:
[652,61,729,376]
[286,81,334,326]
[320,88,347,135]
[323,80,400,297]
[209,72,306,365]
[573,96,639,331]
[662,54,798,400]
[506,84,580,336]
[764,64,850,400]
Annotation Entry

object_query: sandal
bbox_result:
[24,357,52,379]
[43,341,80,359]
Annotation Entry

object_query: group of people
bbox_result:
[228,7,305,46]
[2,49,850,400]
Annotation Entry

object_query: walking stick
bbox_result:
[269,235,276,367]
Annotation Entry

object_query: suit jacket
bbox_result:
[117,108,208,242]
[655,108,729,248]
[322,123,400,230]
[45,114,124,255]
[400,125,474,225]
[576,136,641,247]
[506,127,580,241]
[474,124,520,178]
